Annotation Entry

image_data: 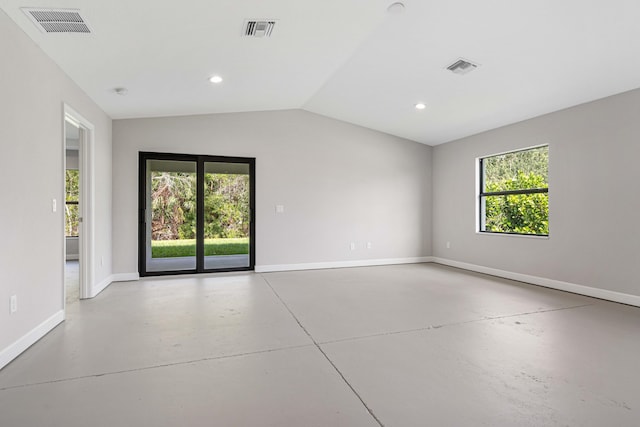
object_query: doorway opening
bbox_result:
[139,152,255,276]
[64,119,81,304]
[63,105,94,304]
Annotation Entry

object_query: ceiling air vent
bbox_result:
[244,20,276,37]
[446,58,478,75]
[22,8,91,33]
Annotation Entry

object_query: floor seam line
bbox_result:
[318,303,595,346]
[0,343,315,392]
[260,273,385,427]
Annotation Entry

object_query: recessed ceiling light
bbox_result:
[209,75,223,84]
[415,103,426,110]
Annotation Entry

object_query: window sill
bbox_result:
[476,231,549,240]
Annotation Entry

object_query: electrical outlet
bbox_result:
[52,198,57,212]
[350,242,356,251]
[446,241,451,249]
[366,242,372,249]
[101,256,104,267]
[10,295,17,314]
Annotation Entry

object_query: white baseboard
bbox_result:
[110,272,139,282]
[90,276,112,298]
[0,310,65,371]
[255,257,433,273]
[88,273,139,299]
[431,257,640,308]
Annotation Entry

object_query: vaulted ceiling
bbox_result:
[3,0,640,145]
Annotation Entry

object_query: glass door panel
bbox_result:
[145,159,197,272]
[203,162,251,270]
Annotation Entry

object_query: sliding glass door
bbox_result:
[139,152,255,276]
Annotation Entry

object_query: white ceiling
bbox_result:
[3,0,640,145]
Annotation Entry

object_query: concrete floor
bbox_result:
[1,263,639,426]
[65,260,79,305]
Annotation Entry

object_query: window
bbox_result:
[65,169,79,237]
[479,145,548,236]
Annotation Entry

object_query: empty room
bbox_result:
[1,1,640,426]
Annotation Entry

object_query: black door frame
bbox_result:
[138,151,256,277]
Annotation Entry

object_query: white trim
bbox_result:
[111,273,140,282]
[431,257,640,307]
[255,257,433,273]
[90,276,112,298]
[88,273,140,298]
[0,310,65,371]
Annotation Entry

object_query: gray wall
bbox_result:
[65,149,79,169]
[432,88,640,296]
[112,110,432,273]
[0,9,112,356]
[65,237,79,261]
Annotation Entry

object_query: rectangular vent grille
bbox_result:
[22,8,91,33]
[244,20,275,37]
[446,58,478,75]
